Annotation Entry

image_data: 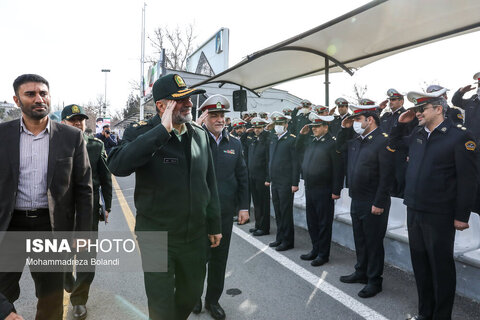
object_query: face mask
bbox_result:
[353,121,365,135]
[300,107,310,115]
[274,125,285,134]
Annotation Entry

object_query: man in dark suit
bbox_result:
[0,74,93,319]
[193,95,249,320]
[0,292,23,320]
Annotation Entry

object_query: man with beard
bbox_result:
[427,85,463,126]
[193,95,249,320]
[0,74,93,319]
[107,74,222,320]
[61,104,112,320]
[389,88,477,320]
[336,100,395,298]
[296,113,343,266]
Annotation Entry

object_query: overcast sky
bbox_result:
[1,0,479,115]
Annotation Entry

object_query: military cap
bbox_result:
[314,105,328,114]
[232,118,247,128]
[386,88,404,100]
[334,98,349,106]
[250,117,269,128]
[426,84,449,94]
[152,73,205,102]
[199,94,231,113]
[301,99,312,107]
[249,111,258,117]
[308,113,334,126]
[270,111,291,124]
[258,111,269,118]
[61,104,89,120]
[347,99,379,119]
[282,107,293,116]
[407,88,448,107]
[473,72,480,84]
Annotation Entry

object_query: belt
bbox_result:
[13,208,49,218]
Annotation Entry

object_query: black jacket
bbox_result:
[337,127,394,208]
[329,114,349,137]
[452,90,480,140]
[296,132,343,195]
[267,131,300,186]
[388,120,478,222]
[205,127,249,215]
[107,115,221,242]
[246,130,270,181]
[0,292,13,319]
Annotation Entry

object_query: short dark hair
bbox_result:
[103,124,110,129]
[13,74,49,96]
[358,111,380,126]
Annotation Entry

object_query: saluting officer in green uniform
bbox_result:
[61,104,112,320]
[107,74,222,320]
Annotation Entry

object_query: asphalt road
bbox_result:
[12,174,480,320]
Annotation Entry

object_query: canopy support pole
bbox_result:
[324,57,330,106]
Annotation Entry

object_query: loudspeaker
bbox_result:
[233,90,247,112]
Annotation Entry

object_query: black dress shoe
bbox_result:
[205,301,226,320]
[253,230,269,236]
[311,257,329,267]
[192,299,202,314]
[358,284,382,298]
[339,272,368,284]
[269,240,281,247]
[300,251,317,261]
[64,273,75,293]
[249,228,257,233]
[73,305,87,320]
[275,243,293,251]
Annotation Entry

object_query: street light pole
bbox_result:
[101,69,111,117]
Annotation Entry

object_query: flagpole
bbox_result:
[139,2,146,120]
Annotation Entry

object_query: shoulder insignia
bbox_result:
[457,113,464,119]
[138,120,148,126]
[465,140,476,151]
[290,134,296,138]
[132,123,138,127]
[386,146,396,153]
[247,136,253,139]
[382,133,389,137]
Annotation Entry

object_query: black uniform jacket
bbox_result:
[0,119,93,232]
[296,132,343,195]
[267,131,300,186]
[337,127,395,208]
[107,115,222,242]
[388,120,478,222]
[0,292,13,319]
[330,114,349,137]
[205,127,249,215]
[246,130,270,181]
[452,91,480,140]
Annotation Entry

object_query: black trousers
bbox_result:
[350,198,390,287]
[140,237,207,320]
[0,212,63,320]
[69,192,100,306]
[203,212,234,304]
[305,186,334,259]
[250,177,270,232]
[391,152,407,198]
[271,183,294,246]
[407,208,456,320]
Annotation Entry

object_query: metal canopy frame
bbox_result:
[193,0,480,106]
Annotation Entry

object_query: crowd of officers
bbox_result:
[2,71,480,320]
[228,72,480,320]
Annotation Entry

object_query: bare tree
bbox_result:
[147,24,197,70]
[344,83,368,104]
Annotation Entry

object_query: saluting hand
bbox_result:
[299,124,310,135]
[329,106,336,115]
[196,110,208,126]
[460,85,475,94]
[161,100,177,132]
[454,219,469,231]
[379,99,388,110]
[341,118,354,128]
[208,234,222,248]
[371,206,384,215]
[399,109,416,123]
[246,127,254,133]
[266,122,275,131]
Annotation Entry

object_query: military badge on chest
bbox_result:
[224,149,235,155]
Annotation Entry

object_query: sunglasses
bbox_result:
[412,105,435,113]
[389,98,402,101]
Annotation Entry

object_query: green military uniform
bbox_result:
[108,115,221,320]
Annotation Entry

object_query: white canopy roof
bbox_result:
[194,0,480,94]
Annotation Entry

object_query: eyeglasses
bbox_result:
[414,105,434,113]
[389,98,402,101]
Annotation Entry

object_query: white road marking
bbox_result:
[233,226,389,320]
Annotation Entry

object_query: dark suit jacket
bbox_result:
[0,119,93,232]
